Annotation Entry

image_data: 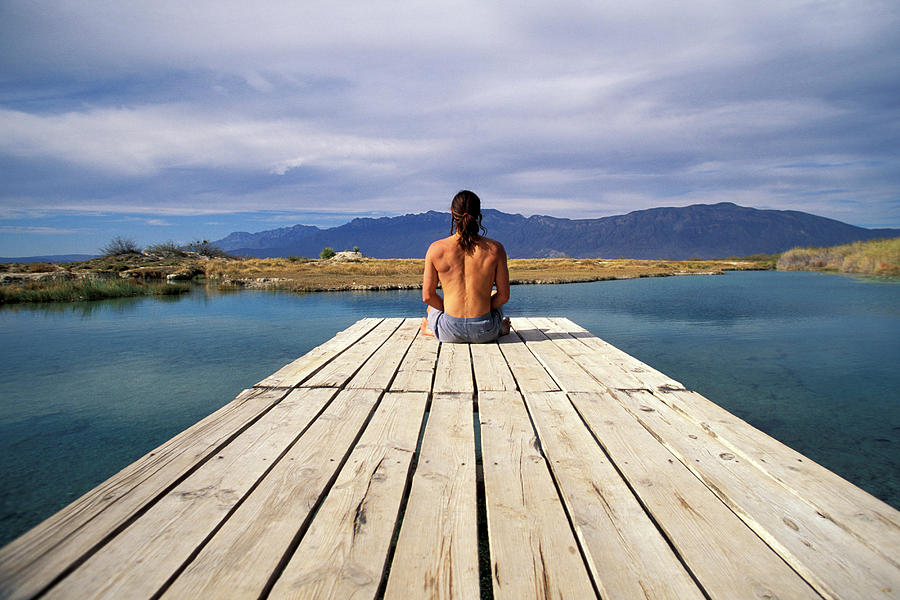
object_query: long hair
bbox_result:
[450,190,486,254]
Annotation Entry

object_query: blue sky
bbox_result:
[1,1,899,256]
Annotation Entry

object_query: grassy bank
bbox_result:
[777,237,900,276]
[0,279,190,304]
[204,256,769,292]
[2,254,772,302]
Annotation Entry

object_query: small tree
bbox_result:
[146,241,185,256]
[186,240,230,258]
[320,247,336,259]
[100,236,141,256]
[352,246,360,253]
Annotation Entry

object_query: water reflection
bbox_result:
[0,271,898,548]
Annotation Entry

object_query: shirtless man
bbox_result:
[420,190,511,343]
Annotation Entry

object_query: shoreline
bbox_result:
[1,256,771,303]
[224,266,765,293]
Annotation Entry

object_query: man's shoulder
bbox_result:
[426,236,456,256]
[479,237,506,254]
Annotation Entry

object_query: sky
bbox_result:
[1,1,899,256]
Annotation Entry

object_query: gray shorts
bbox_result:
[427,307,505,344]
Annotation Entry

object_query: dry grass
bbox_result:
[2,254,772,301]
[203,256,768,291]
[777,237,900,276]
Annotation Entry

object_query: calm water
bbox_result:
[1,271,898,546]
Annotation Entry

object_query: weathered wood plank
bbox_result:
[158,388,382,600]
[513,318,605,393]
[497,328,559,394]
[568,390,820,599]
[302,319,402,388]
[548,317,685,390]
[653,387,900,564]
[256,318,383,388]
[432,341,474,394]
[389,328,439,392]
[479,391,596,600]
[267,391,428,600]
[346,319,419,390]
[471,342,517,392]
[0,386,290,600]
[522,391,704,599]
[613,388,900,600]
[384,393,479,600]
[527,317,647,390]
[43,387,339,600]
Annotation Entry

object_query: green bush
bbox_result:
[0,278,190,304]
[320,247,336,259]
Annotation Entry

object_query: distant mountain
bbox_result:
[0,254,96,263]
[214,202,900,260]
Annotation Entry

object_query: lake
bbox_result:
[1,270,898,547]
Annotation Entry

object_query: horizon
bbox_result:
[2,2,899,256]
[3,201,898,260]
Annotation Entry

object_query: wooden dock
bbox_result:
[1,317,898,599]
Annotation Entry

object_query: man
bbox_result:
[420,190,511,343]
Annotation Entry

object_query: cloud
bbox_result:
[0,0,898,248]
[0,106,439,176]
[0,225,81,235]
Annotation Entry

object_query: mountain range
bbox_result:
[214,202,900,260]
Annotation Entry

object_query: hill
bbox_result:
[214,202,900,259]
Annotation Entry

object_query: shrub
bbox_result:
[146,241,186,256]
[320,247,336,260]
[186,240,231,258]
[0,278,191,304]
[100,236,141,256]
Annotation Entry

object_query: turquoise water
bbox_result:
[1,271,898,546]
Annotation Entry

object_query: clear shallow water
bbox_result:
[1,271,898,546]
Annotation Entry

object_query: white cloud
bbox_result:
[0,106,440,176]
[0,225,82,235]
[0,0,898,239]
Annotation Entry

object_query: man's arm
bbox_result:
[422,244,444,311]
[491,242,510,310]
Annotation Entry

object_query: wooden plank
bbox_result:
[256,318,382,388]
[384,393,478,599]
[479,391,596,600]
[497,328,559,394]
[158,388,382,600]
[0,386,290,600]
[471,342,517,392]
[613,388,900,600]
[548,317,685,390]
[267,391,428,600]
[653,387,900,567]
[302,319,402,388]
[432,341,474,395]
[346,319,419,390]
[43,387,338,600]
[568,390,819,599]
[527,318,646,391]
[522,391,704,599]
[389,328,439,392]
[514,318,606,393]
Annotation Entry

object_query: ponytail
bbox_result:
[450,190,486,254]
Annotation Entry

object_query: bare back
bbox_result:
[423,234,509,318]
